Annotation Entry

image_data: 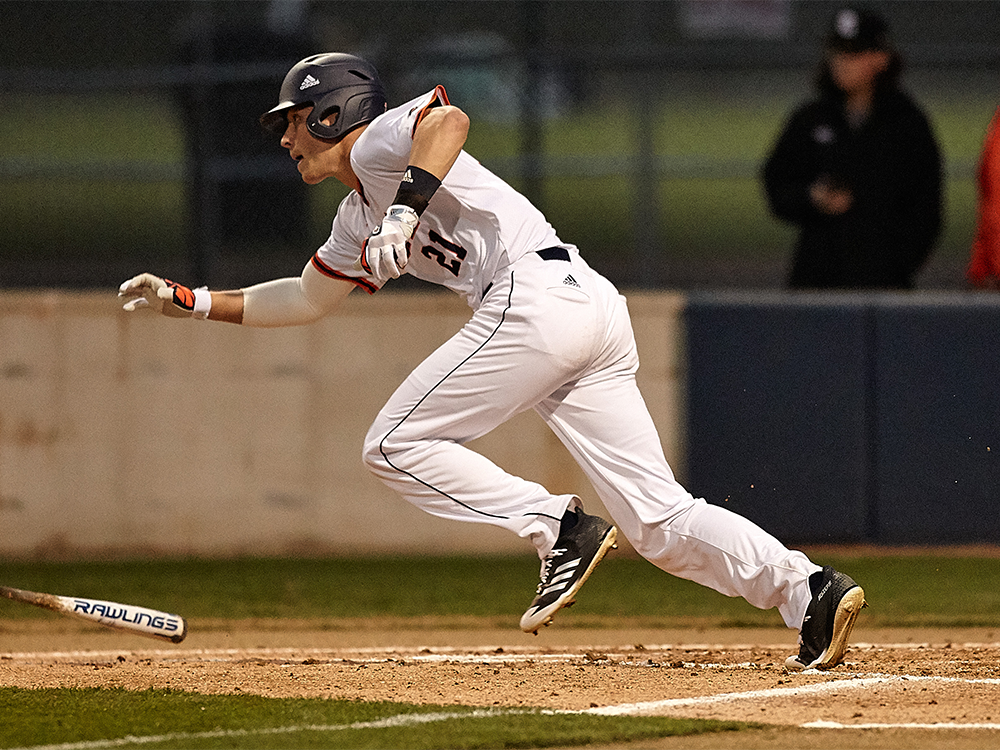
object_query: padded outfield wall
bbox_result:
[686,292,1000,546]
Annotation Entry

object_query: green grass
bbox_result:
[0,688,747,750]
[3,553,999,628]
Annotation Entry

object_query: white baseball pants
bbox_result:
[362,250,820,629]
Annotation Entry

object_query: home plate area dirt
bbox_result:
[4,621,1000,749]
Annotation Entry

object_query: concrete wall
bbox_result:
[0,290,686,559]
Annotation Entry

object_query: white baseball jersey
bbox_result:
[310,86,822,633]
[313,86,565,309]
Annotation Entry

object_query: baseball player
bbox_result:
[120,53,865,669]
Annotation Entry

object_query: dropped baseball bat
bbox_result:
[0,585,187,643]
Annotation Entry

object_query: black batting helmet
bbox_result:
[259,53,387,141]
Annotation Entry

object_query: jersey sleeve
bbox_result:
[312,192,381,295]
[411,85,451,137]
[350,87,451,216]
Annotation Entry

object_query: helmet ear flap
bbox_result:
[306,99,341,141]
[306,90,387,142]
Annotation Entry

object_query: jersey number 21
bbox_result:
[421,230,467,277]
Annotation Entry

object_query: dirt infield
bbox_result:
[3,619,1000,749]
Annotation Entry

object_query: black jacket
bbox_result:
[762,88,942,289]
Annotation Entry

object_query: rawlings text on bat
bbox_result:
[1,585,187,643]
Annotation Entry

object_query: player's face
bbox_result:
[280,106,350,185]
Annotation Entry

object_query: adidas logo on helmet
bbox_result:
[299,74,320,90]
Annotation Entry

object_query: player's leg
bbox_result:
[363,254,624,632]
[530,270,820,629]
[361,256,604,555]
[537,364,820,629]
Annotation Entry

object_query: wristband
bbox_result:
[192,287,212,320]
[392,165,441,216]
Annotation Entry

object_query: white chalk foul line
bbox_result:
[586,675,896,715]
[586,671,1000,726]
[805,720,1000,730]
[13,703,999,750]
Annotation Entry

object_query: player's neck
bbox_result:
[336,169,361,193]
[331,127,365,193]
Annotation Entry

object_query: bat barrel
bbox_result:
[1,586,187,643]
[60,595,188,643]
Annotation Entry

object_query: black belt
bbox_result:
[482,247,571,300]
[537,246,571,262]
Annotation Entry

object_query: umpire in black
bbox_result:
[762,5,942,290]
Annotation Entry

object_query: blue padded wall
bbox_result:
[684,293,873,544]
[873,297,1000,543]
[685,292,1000,545]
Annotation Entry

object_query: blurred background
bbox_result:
[2,0,996,293]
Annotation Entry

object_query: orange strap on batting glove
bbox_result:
[119,273,211,319]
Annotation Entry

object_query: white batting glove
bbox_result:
[118,273,211,319]
[355,205,420,284]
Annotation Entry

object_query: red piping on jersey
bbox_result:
[411,85,451,138]
[311,253,379,294]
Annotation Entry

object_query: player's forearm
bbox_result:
[241,262,353,328]
[240,277,325,328]
[207,290,244,324]
[205,277,352,327]
[360,108,471,284]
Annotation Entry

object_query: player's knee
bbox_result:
[361,426,406,478]
[361,433,388,475]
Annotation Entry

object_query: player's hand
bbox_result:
[118,273,206,318]
[809,179,853,215]
[355,205,420,283]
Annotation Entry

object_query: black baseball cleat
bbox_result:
[785,565,867,670]
[520,507,618,634]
